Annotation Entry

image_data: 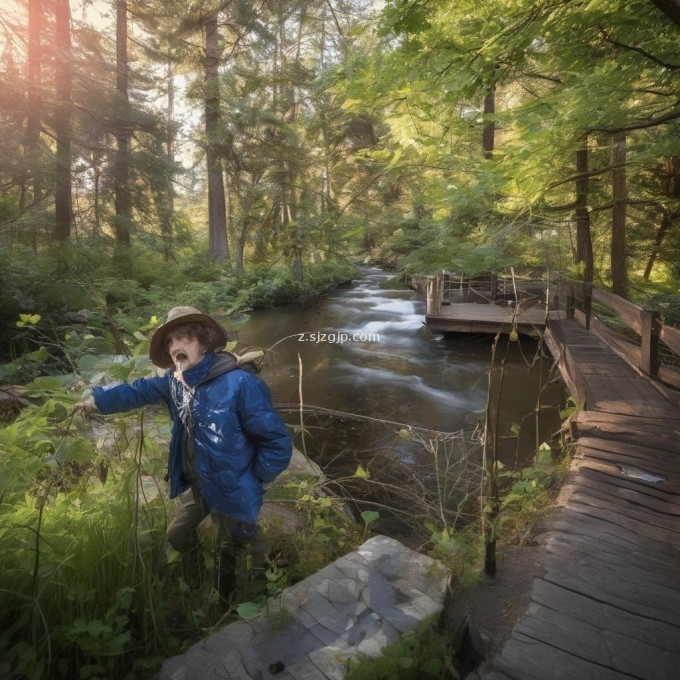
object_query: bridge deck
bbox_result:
[486,318,680,680]
[425,302,557,336]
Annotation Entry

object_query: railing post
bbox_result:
[566,283,575,320]
[426,279,434,315]
[641,308,660,377]
[583,283,592,330]
[436,272,443,313]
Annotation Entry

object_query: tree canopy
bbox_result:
[0,0,678,300]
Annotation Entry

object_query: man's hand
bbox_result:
[75,398,97,415]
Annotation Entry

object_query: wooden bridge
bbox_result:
[410,272,560,337]
[480,281,680,679]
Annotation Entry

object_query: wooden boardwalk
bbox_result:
[425,302,555,336]
[412,272,558,337]
[485,317,680,680]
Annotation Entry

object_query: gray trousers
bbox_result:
[166,489,268,602]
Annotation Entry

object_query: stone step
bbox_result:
[160,535,449,680]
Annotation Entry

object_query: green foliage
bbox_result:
[426,524,481,590]
[0,333,218,679]
[344,619,456,680]
[499,442,560,543]
[267,478,363,583]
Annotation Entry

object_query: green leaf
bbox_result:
[536,443,552,466]
[360,510,380,527]
[25,346,48,362]
[236,602,262,619]
[17,313,41,327]
[54,439,94,464]
[24,376,66,396]
[354,464,370,480]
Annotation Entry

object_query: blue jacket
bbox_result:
[92,353,292,524]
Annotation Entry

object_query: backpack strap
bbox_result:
[235,349,265,374]
[198,349,265,386]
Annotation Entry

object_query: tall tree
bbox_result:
[574,140,594,284]
[53,0,72,241]
[643,156,680,280]
[114,0,132,248]
[611,132,627,296]
[24,0,43,209]
[482,83,495,160]
[163,60,174,259]
[204,11,229,263]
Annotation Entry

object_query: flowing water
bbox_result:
[236,268,563,520]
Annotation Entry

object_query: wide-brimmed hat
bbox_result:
[149,306,228,368]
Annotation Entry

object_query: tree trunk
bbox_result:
[24,0,42,208]
[162,60,175,260]
[54,0,73,241]
[204,13,229,264]
[114,0,131,249]
[610,132,627,297]
[574,140,593,284]
[482,85,495,160]
[643,156,680,280]
[643,212,671,280]
[93,153,101,238]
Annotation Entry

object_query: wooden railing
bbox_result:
[555,281,680,389]
[408,271,549,316]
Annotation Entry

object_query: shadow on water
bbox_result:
[236,269,564,534]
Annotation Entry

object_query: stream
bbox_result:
[236,269,564,528]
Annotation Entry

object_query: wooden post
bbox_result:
[435,273,442,314]
[583,283,592,330]
[641,308,660,377]
[426,280,434,315]
[490,271,498,301]
[565,283,575,320]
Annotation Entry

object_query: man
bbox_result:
[78,306,292,602]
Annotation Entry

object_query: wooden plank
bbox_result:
[538,529,680,581]
[531,579,680,653]
[544,327,582,405]
[565,488,680,533]
[546,507,678,585]
[497,633,634,680]
[543,536,680,593]
[592,287,644,334]
[578,466,680,504]
[659,323,680,356]
[570,474,680,517]
[577,437,680,472]
[541,559,680,625]
[575,458,680,496]
[580,378,673,418]
[574,411,680,440]
[514,602,680,680]
[548,513,680,563]
[576,445,679,480]
[428,302,548,323]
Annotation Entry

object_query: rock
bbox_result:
[159,536,450,680]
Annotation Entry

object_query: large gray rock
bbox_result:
[160,535,449,680]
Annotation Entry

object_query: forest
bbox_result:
[1,0,679,335]
[1,0,679,678]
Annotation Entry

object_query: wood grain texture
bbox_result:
[486,317,680,680]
